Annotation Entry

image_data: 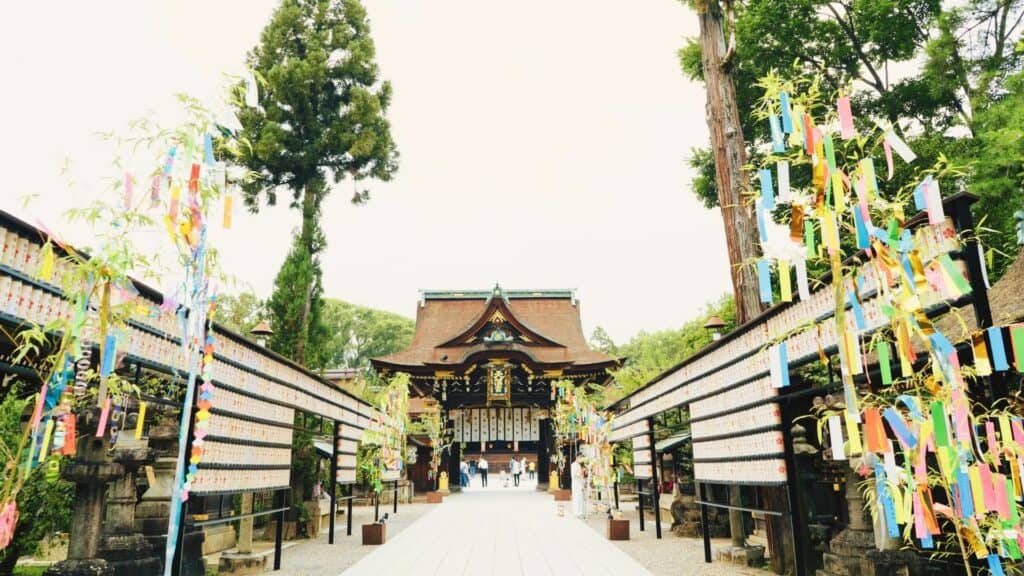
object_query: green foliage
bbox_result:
[955,69,1024,276]
[266,237,330,369]
[679,0,1024,279]
[235,0,399,209]
[215,291,268,335]
[0,394,73,572]
[320,299,414,372]
[358,372,409,493]
[601,295,736,403]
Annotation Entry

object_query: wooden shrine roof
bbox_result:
[371,287,620,372]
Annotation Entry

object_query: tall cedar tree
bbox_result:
[236,0,398,362]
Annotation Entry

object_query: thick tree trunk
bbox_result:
[294,181,323,362]
[697,0,762,325]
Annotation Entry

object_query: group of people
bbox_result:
[458,455,535,488]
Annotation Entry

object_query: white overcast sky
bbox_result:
[0,1,733,344]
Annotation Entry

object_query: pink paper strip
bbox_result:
[979,464,998,512]
[884,139,894,180]
[952,390,971,445]
[987,421,1001,460]
[30,385,47,428]
[838,97,855,139]
[1012,421,1024,450]
[913,489,927,539]
[96,398,111,438]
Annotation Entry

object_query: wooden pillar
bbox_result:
[537,418,551,489]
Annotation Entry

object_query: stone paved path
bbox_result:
[341,489,651,576]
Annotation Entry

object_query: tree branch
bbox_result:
[824,1,888,95]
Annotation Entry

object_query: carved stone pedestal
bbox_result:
[816,469,919,576]
[98,444,159,576]
[45,434,122,576]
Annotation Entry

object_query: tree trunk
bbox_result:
[294,181,323,362]
[697,0,762,325]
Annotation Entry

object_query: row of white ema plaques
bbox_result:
[451,407,541,442]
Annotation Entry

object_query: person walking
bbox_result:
[511,457,520,487]
[528,459,535,481]
[478,456,489,487]
[459,460,469,488]
[520,457,528,484]
[469,459,477,485]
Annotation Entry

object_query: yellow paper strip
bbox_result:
[779,259,792,302]
[39,418,55,459]
[135,401,147,440]
[832,172,845,214]
[845,412,862,456]
[223,194,233,229]
[969,466,987,514]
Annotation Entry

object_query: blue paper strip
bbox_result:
[989,555,1006,576]
[930,333,956,359]
[100,334,118,378]
[780,92,793,133]
[848,290,866,331]
[896,395,925,421]
[854,207,870,249]
[778,342,790,387]
[920,533,933,549]
[203,133,215,165]
[769,115,785,153]
[989,327,1010,371]
[883,407,918,449]
[760,169,775,209]
[757,259,773,304]
[875,464,900,537]
[958,469,975,517]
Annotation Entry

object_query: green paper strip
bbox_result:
[1011,326,1024,373]
[931,401,950,448]
[877,341,893,385]
[824,134,836,172]
[887,218,899,245]
[1006,520,1022,560]
[805,220,816,259]
[1009,477,1020,525]
[939,254,973,295]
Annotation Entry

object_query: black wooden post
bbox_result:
[637,478,645,531]
[648,418,662,539]
[329,420,339,544]
[374,491,380,522]
[781,417,807,576]
[393,480,398,514]
[273,489,285,570]
[948,193,1004,401]
[346,484,353,536]
[614,480,620,510]
[698,483,711,563]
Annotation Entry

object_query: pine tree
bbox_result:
[235,0,398,361]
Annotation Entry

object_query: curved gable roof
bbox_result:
[372,288,618,371]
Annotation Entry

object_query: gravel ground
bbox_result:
[257,500,437,576]
[581,503,770,576]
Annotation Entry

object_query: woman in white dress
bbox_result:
[570,453,588,517]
